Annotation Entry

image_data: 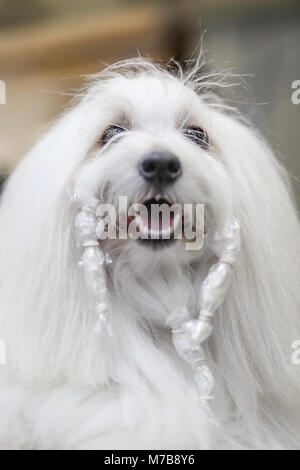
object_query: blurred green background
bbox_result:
[0,0,299,205]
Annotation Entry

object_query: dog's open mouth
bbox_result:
[127,196,182,247]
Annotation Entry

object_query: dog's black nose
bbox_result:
[139,151,181,187]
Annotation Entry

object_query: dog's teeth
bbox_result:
[135,216,143,229]
[142,225,149,236]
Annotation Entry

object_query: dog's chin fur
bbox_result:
[0,58,300,450]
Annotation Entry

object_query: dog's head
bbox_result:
[3,58,293,296]
[72,60,238,271]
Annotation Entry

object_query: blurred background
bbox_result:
[0,0,299,205]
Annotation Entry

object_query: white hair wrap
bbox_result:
[167,218,241,402]
[73,194,113,336]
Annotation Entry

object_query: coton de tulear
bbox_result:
[0,58,299,450]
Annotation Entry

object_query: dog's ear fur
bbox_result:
[0,102,99,382]
[209,112,300,445]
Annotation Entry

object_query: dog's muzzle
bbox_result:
[134,151,182,248]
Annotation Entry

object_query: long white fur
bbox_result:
[0,57,299,450]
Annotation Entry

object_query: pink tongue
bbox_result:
[140,209,174,231]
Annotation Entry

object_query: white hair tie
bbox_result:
[167,218,241,403]
[73,193,113,336]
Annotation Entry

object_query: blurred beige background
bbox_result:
[0,0,299,205]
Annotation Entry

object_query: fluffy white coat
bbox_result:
[0,58,299,450]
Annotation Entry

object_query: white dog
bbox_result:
[0,57,299,450]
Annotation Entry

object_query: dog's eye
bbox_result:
[101,125,125,145]
[183,126,209,150]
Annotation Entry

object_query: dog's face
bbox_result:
[74,71,234,269]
